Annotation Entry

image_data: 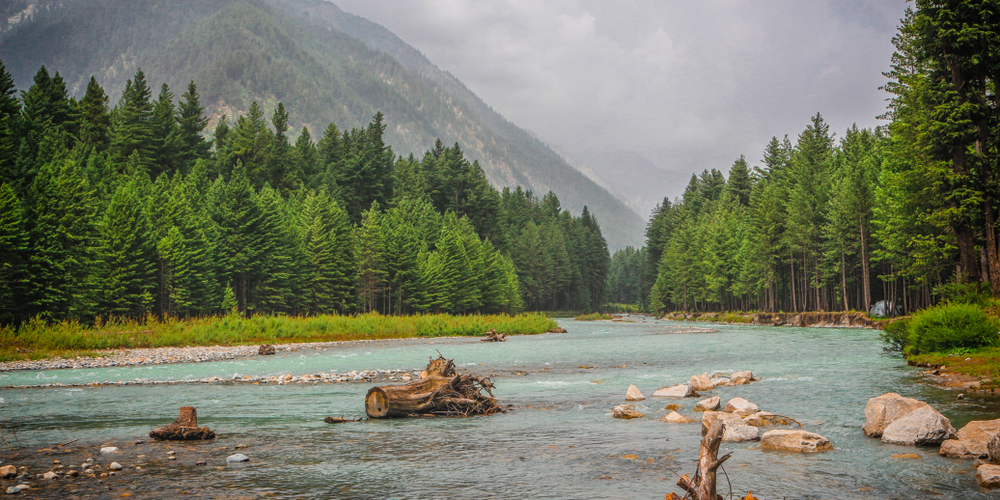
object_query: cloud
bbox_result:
[333,0,907,199]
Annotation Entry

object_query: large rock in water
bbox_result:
[863,393,930,438]
[978,464,1000,488]
[625,384,645,401]
[939,419,1000,458]
[701,411,744,434]
[694,396,721,412]
[689,373,715,392]
[881,406,956,445]
[723,424,760,443]
[723,397,760,417]
[0,465,15,479]
[761,430,833,452]
[730,370,754,385]
[661,411,695,423]
[613,404,645,420]
[988,432,1000,463]
[652,384,698,398]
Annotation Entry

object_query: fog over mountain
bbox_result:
[334,0,908,215]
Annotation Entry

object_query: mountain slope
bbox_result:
[0,0,644,248]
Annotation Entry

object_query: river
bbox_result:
[1,317,997,499]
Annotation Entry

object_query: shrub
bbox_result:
[879,318,910,352]
[575,312,612,321]
[933,281,992,306]
[906,303,1000,355]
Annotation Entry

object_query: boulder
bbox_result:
[625,384,645,401]
[988,432,1000,464]
[723,424,760,443]
[862,392,930,438]
[0,465,14,479]
[761,430,832,452]
[938,419,1000,458]
[661,411,695,423]
[730,370,754,385]
[689,373,715,392]
[744,411,792,427]
[613,404,645,420]
[723,397,760,417]
[701,411,744,435]
[694,396,721,412]
[881,406,956,446]
[978,464,1000,488]
[652,384,698,398]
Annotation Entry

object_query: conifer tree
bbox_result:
[0,183,27,324]
[150,84,183,177]
[78,77,111,150]
[110,69,155,167]
[0,61,21,182]
[96,181,156,318]
[177,81,211,170]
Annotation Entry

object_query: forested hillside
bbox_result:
[606,4,1000,314]
[0,64,610,325]
[0,0,645,249]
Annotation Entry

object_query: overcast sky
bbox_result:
[334,0,908,199]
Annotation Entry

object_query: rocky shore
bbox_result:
[663,311,884,329]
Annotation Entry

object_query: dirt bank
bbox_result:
[663,311,884,329]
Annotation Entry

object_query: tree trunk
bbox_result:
[860,215,871,311]
[365,356,503,418]
[985,201,1000,296]
[955,221,980,282]
[677,419,731,500]
[149,406,215,441]
[790,252,798,313]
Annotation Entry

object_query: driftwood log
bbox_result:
[365,355,504,418]
[482,328,507,342]
[149,406,216,440]
[676,419,731,500]
[323,416,363,424]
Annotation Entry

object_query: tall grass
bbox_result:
[0,312,558,362]
[575,312,612,321]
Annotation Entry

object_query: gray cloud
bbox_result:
[333,0,908,202]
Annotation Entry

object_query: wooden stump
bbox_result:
[676,419,731,500]
[258,344,275,355]
[481,328,507,342]
[365,355,504,418]
[150,406,216,441]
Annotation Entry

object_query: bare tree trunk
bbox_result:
[677,419,731,500]
[790,252,798,313]
[985,201,1000,296]
[860,215,871,312]
[841,250,849,311]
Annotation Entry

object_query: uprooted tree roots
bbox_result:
[365,355,505,418]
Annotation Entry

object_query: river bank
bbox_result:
[663,310,886,328]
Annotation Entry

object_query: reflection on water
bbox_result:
[3,317,999,498]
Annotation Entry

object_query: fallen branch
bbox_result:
[56,438,79,447]
[481,328,507,342]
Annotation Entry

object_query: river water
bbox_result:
[2,317,998,499]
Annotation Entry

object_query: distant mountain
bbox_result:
[0,0,645,248]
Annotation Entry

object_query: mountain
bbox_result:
[0,0,645,249]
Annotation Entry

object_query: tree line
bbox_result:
[0,63,610,325]
[607,2,1000,314]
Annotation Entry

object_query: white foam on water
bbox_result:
[535,381,571,387]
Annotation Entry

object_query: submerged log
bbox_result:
[324,416,363,424]
[365,355,504,418]
[149,406,216,441]
[482,328,507,342]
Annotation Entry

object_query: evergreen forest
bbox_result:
[607,3,1000,315]
[0,63,610,326]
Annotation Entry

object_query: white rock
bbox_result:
[689,373,715,392]
[100,447,119,454]
[723,424,760,442]
[701,411,744,435]
[625,384,645,401]
[226,454,250,463]
[863,392,930,438]
[652,384,697,398]
[42,471,58,479]
[109,462,122,471]
[660,411,694,423]
[881,406,956,446]
[723,397,759,417]
[694,396,721,412]
[761,429,832,452]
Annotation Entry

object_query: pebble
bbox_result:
[42,471,58,479]
[167,456,176,461]
[66,469,79,477]
[234,444,247,449]
[226,454,250,463]
[196,460,206,466]
[109,462,122,471]
[167,451,176,456]
[87,458,94,463]
[100,473,107,479]
[6,485,28,494]
[100,447,118,454]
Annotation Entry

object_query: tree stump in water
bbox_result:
[365,355,504,418]
[481,328,507,342]
[676,419,731,500]
[149,407,216,440]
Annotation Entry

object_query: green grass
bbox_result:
[575,312,612,321]
[0,312,558,362]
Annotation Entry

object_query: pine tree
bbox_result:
[110,69,155,167]
[96,181,155,318]
[78,77,111,150]
[0,183,28,324]
[209,163,263,312]
[150,83,183,177]
[177,81,211,171]
[0,60,21,183]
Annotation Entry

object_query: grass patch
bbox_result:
[0,312,558,362]
[575,312,612,321]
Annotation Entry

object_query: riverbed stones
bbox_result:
[978,464,1000,488]
[661,411,694,423]
[761,430,832,452]
[652,384,697,398]
[939,419,1000,458]
[694,396,720,412]
[863,393,931,438]
[613,404,645,419]
[730,370,754,385]
[881,406,956,446]
[226,454,250,463]
[0,465,14,479]
[689,373,714,392]
[724,397,759,417]
[625,384,645,401]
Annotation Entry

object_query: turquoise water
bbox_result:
[2,317,998,498]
